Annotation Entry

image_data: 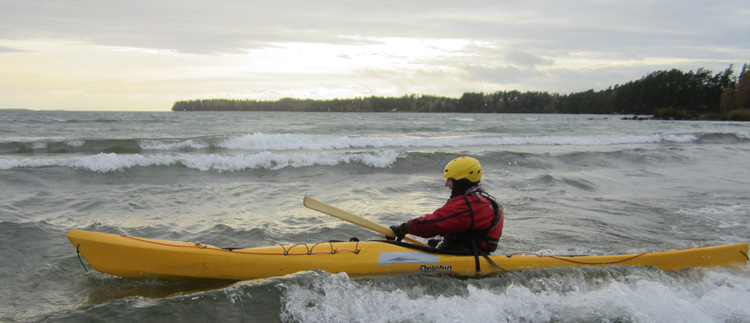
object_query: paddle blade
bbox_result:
[303,196,428,246]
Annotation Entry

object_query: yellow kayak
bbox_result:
[67,230,749,281]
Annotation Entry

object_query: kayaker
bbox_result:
[388,156,504,253]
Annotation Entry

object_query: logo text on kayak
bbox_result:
[419,264,453,271]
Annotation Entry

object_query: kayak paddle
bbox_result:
[303,196,428,246]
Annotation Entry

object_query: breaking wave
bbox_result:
[3,132,745,156]
[0,151,406,173]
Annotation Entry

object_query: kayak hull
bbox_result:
[67,230,749,281]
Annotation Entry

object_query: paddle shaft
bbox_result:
[303,196,428,246]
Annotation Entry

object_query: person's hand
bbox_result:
[386,224,406,241]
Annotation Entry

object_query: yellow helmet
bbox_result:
[443,156,482,182]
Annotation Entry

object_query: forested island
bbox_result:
[172,64,750,121]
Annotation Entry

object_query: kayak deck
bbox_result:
[68,230,749,281]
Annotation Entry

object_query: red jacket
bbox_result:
[406,191,504,251]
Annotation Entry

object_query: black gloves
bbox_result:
[386,223,408,241]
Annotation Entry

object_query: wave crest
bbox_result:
[0,151,406,173]
[1,132,746,156]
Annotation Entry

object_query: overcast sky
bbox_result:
[1,0,748,111]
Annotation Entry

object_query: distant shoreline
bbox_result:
[172,64,750,121]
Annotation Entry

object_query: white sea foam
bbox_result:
[205,132,702,152]
[280,269,750,322]
[677,204,747,216]
[218,133,377,150]
[65,140,85,147]
[0,150,406,172]
[662,133,700,142]
[139,139,209,150]
[116,132,714,154]
[0,132,707,172]
[31,142,48,149]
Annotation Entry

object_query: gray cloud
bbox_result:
[0,46,26,53]
[2,0,747,56]
[463,65,527,85]
[505,52,554,68]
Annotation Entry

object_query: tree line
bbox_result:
[172,64,750,120]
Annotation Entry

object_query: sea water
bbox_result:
[1,110,749,322]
